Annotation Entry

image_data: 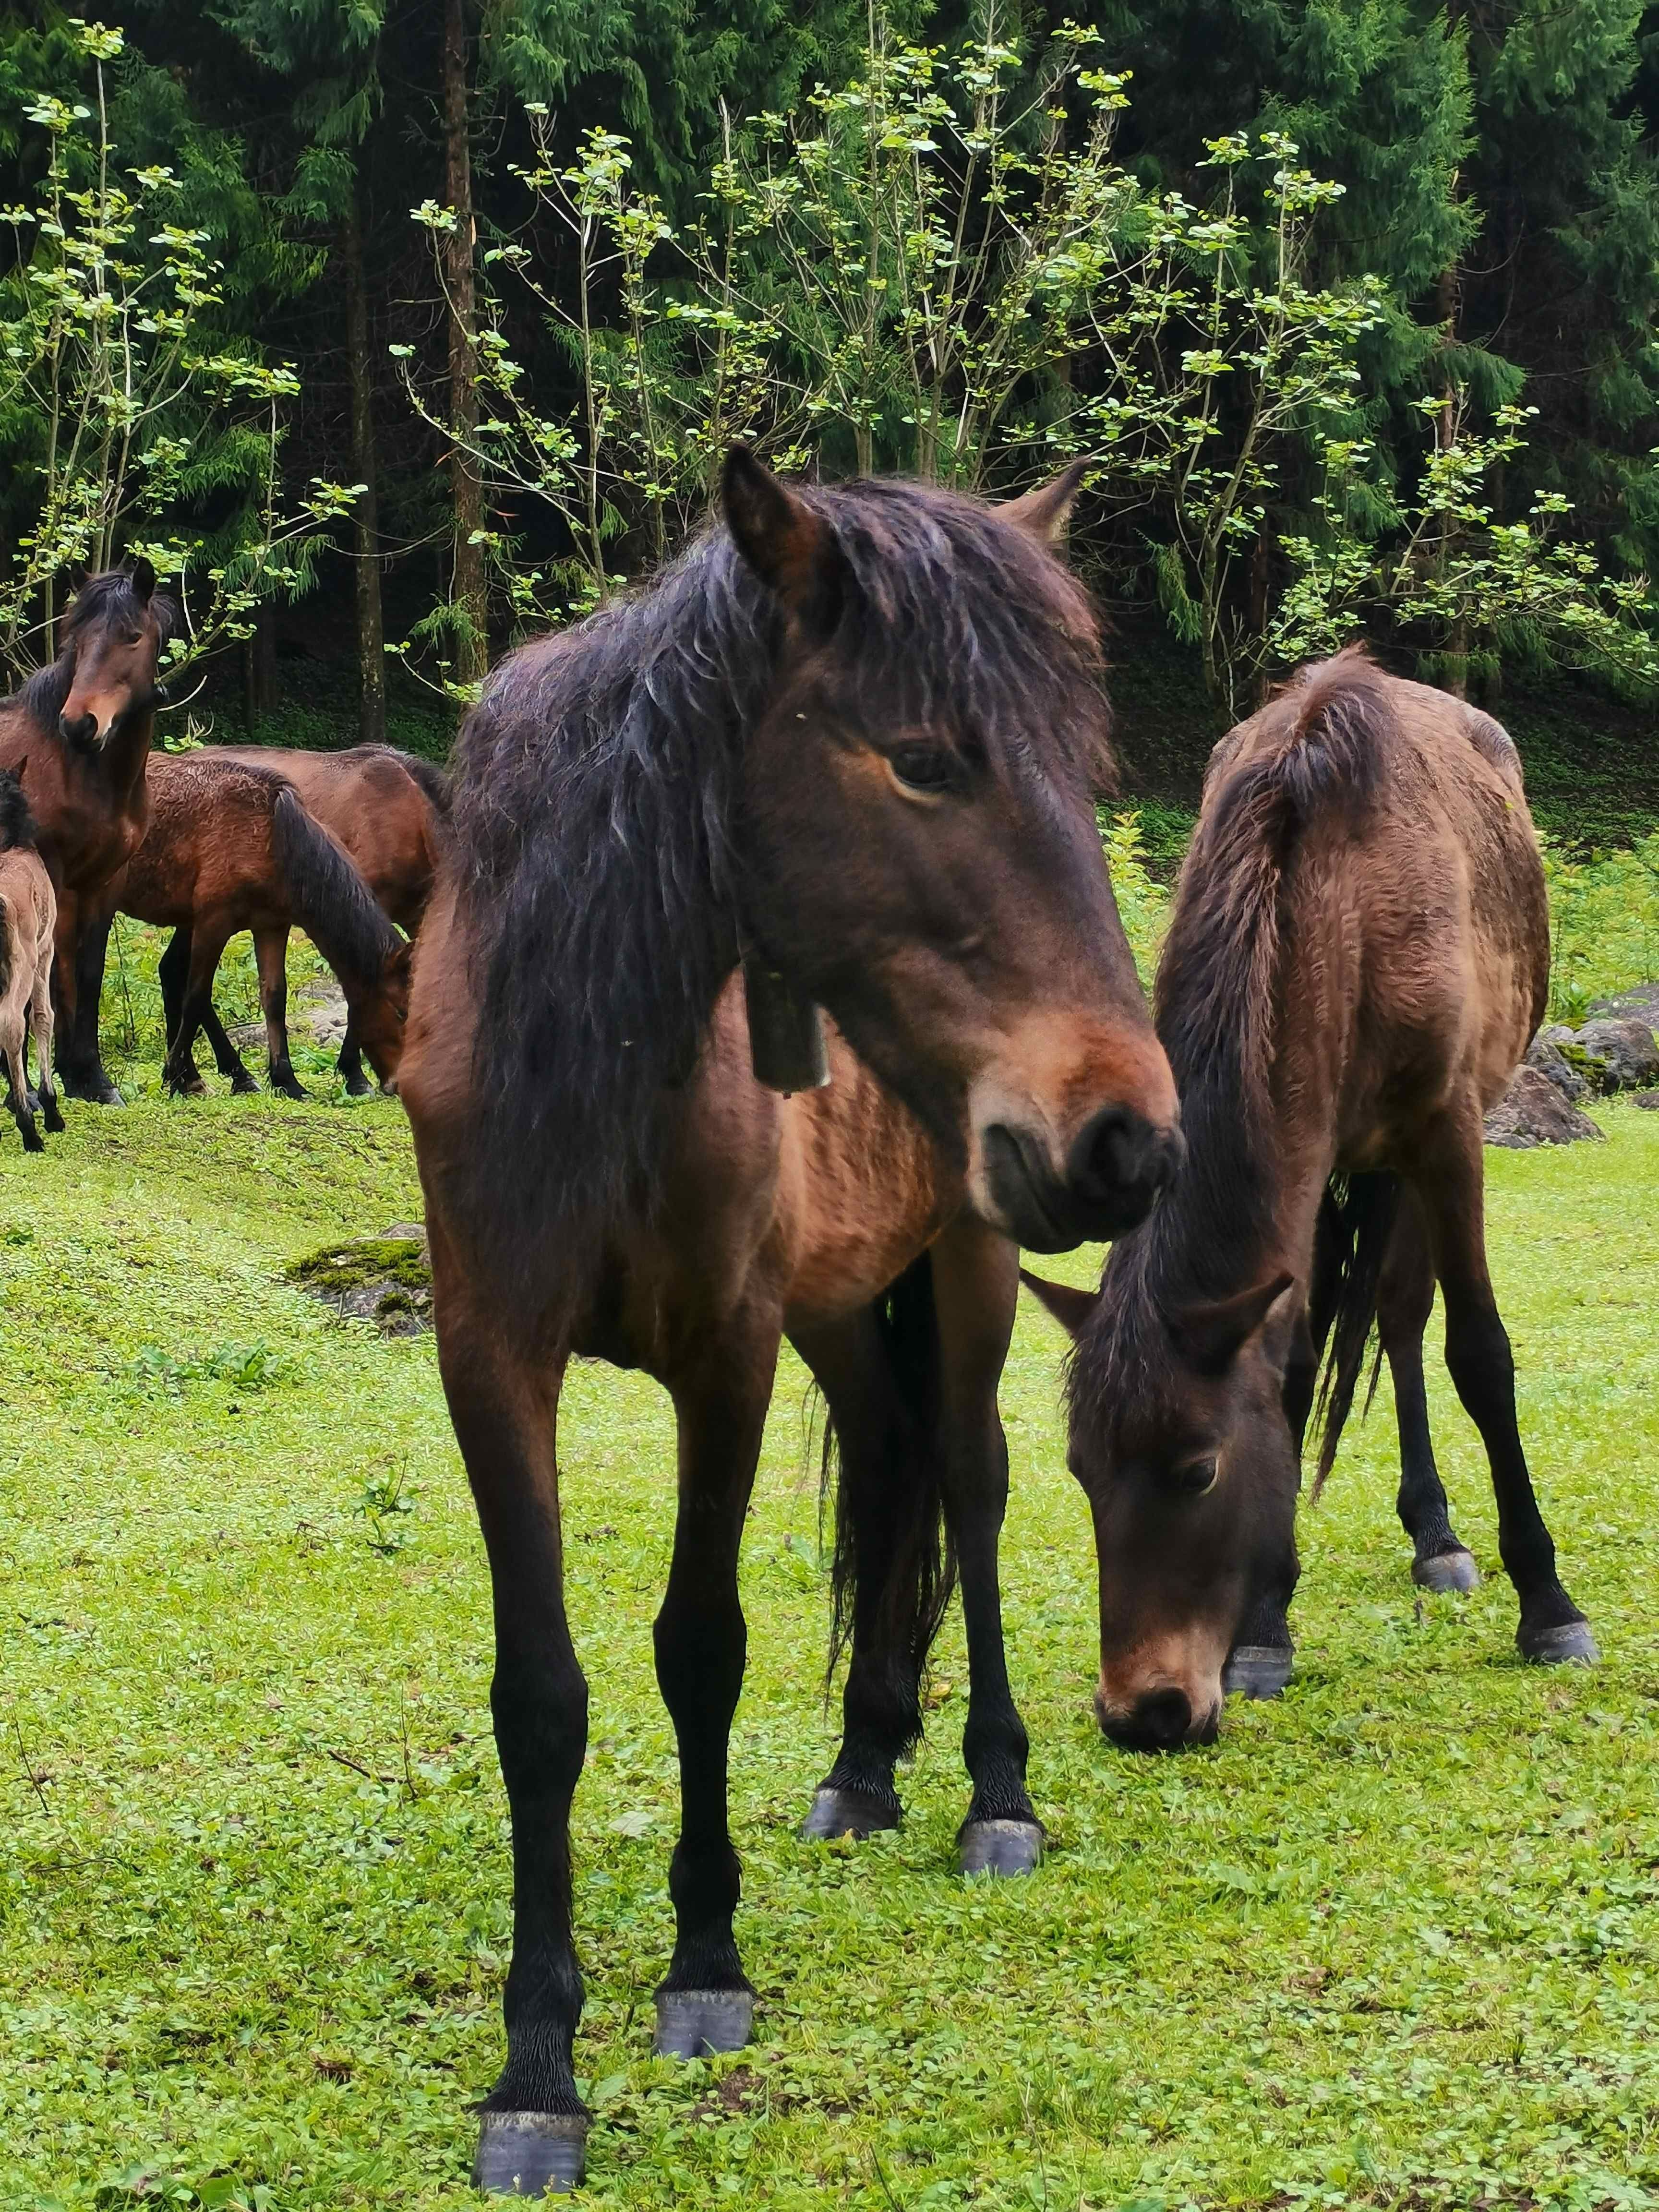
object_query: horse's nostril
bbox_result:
[1068,1106,1179,1207]
[1127,1686,1192,1750]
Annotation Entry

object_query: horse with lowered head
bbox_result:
[0,560,175,1103]
[1025,648,1594,1755]
[397,450,1181,2195]
[96,753,411,1098]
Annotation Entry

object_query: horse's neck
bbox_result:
[102,709,156,812]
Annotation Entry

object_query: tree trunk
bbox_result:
[243,603,277,732]
[343,180,386,746]
[442,0,486,687]
[1436,256,1469,699]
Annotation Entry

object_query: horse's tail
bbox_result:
[271,782,399,989]
[1310,1169,1399,1493]
[821,1252,957,1745]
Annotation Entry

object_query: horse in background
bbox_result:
[0,768,63,1151]
[1024,649,1593,1755]
[173,743,448,1094]
[95,754,411,1097]
[398,450,1181,2196]
[0,561,174,1104]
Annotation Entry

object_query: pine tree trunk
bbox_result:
[442,0,486,687]
[343,180,386,747]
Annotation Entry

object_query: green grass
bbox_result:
[2,1049,1659,2209]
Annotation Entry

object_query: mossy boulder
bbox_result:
[287,1223,432,1335]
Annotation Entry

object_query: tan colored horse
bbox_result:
[1026,649,1593,1754]
[0,769,62,1150]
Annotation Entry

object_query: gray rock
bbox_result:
[1586,981,1659,1028]
[1525,1034,1587,1103]
[1484,1065,1605,1149]
[1636,1091,1659,1112]
[1572,1016,1659,1092]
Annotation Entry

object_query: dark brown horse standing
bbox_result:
[95,754,411,1096]
[398,452,1181,2195]
[1025,649,1594,1754]
[0,562,173,1102]
[154,744,448,1095]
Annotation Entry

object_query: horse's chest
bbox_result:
[776,1082,952,1324]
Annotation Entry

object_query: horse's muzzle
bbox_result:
[981,1107,1182,1252]
[1095,1683,1221,1752]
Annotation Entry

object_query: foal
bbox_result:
[1026,649,1593,1752]
[400,452,1181,2194]
[0,769,63,1150]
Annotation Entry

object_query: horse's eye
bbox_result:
[1173,1455,1219,1497]
[887,742,958,797]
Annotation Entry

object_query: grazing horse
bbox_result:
[397,451,1182,2196]
[1024,649,1594,1755]
[0,769,62,1150]
[96,755,411,1097]
[0,561,174,1104]
[146,744,449,1096]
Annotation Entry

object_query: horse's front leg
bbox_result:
[651,1323,778,2059]
[930,1217,1042,1876]
[430,1231,589,2197]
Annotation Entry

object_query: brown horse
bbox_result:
[1024,648,1594,1755]
[95,754,411,1097]
[0,769,62,1150]
[398,451,1181,2195]
[157,744,449,1096]
[0,561,174,1103]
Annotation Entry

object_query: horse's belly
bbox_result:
[777,1057,953,1322]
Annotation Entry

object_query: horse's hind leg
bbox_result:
[255,926,307,1099]
[31,964,62,1133]
[430,1227,589,2196]
[1379,1193,1479,1594]
[157,931,206,1094]
[791,1299,934,1844]
[650,1326,777,2059]
[1414,1114,1595,1665]
[931,1218,1042,1876]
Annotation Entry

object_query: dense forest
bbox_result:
[1,0,1657,829]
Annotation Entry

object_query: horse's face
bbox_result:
[353,940,413,1094]
[1027,1268,1301,1749]
[724,453,1181,1253]
[60,560,167,750]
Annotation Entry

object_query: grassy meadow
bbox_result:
[1,940,1658,2211]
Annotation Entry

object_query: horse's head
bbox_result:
[1023,1263,1302,1749]
[724,451,1181,1252]
[349,938,413,1095]
[57,559,173,751]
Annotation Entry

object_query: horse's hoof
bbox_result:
[1414,1547,1480,1593]
[472,2111,588,2196]
[163,1071,204,1099]
[1519,1619,1599,1666]
[959,1818,1043,1877]
[1223,1644,1294,1699]
[343,1075,373,1098]
[19,1126,43,1154]
[42,1104,64,1133]
[800,1785,900,1841]
[229,1075,260,1096]
[653,1987,753,2059]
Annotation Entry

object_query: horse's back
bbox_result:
[216,745,438,923]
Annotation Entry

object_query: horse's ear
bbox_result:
[1165,1273,1297,1377]
[1019,1268,1098,1339]
[1000,458,1092,547]
[722,446,845,635]
[124,554,157,603]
